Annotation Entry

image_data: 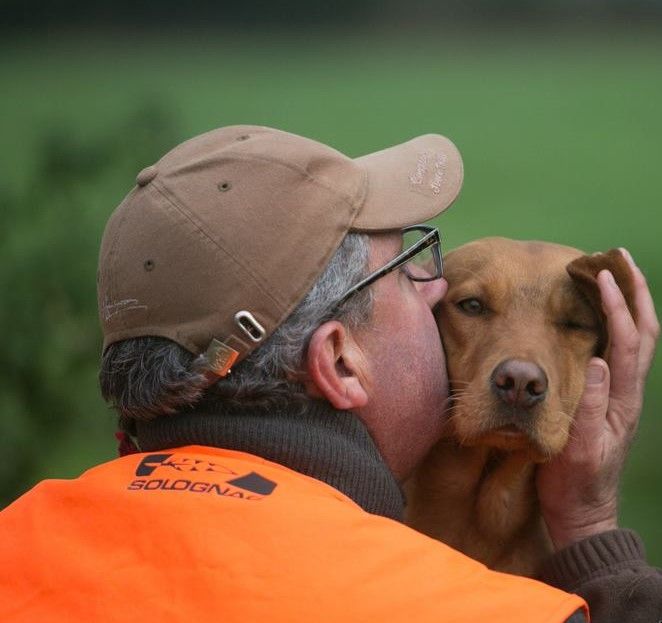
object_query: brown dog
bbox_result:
[405,237,636,576]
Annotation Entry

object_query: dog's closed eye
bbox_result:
[557,318,596,332]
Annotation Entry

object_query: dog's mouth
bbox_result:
[475,425,531,450]
[446,387,571,461]
[493,424,527,437]
[472,421,555,460]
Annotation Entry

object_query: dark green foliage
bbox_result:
[0,105,180,505]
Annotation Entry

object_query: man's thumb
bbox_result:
[576,357,610,418]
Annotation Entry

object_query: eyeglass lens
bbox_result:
[401,228,441,281]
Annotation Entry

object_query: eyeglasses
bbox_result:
[330,224,443,313]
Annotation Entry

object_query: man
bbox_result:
[1,125,660,621]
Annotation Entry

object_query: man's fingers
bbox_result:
[598,269,640,399]
[573,358,611,439]
[619,249,660,375]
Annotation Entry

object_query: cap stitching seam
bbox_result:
[148,182,286,311]
[267,194,358,334]
[214,151,365,213]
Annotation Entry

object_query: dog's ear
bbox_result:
[566,249,637,358]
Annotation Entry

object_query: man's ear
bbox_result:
[303,321,369,411]
[567,249,637,358]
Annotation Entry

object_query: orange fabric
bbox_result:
[0,446,587,622]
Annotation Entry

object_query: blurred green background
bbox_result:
[1,1,661,563]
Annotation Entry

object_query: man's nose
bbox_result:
[416,277,447,308]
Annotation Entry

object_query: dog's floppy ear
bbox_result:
[566,249,637,358]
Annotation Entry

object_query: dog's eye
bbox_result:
[559,319,594,332]
[457,298,485,316]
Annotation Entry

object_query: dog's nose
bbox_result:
[490,359,548,409]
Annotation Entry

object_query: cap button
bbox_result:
[136,165,158,187]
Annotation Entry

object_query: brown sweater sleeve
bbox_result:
[538,529,662,623]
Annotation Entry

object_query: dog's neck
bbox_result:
[405,440,551,575]
[472,447,538,539]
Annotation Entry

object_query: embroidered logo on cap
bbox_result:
[102,296,147,321]
[409,151,448,196]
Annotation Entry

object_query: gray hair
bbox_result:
[100,233,372,424]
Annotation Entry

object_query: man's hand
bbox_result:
[537,249,660,550]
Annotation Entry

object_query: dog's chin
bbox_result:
[461,426,554,462]
[478,425,549,463]
[477,426,531,449]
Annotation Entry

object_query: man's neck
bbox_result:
[134,400,405,521]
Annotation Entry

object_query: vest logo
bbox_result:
[135,453,239,477]
[136,454,174,477]
[129,453,277,501]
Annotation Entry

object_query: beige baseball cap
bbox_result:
[98,125,463,373]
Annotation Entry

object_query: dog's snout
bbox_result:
[490,359,548,409]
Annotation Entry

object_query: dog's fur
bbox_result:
[405,237,636,576]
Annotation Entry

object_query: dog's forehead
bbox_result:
[445,238,583,277]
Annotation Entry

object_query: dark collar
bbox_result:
[135,401,405,521]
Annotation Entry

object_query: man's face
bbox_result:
[353,231,449,481]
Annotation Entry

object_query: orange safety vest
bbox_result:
[0,445,587,622]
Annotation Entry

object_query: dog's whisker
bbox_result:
[449,379,473,387]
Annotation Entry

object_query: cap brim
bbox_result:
[351,134,463,231]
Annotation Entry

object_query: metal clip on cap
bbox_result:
[234,311,266,343]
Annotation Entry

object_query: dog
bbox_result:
[405,237,636,576]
